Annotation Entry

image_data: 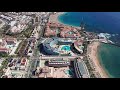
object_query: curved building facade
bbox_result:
[74,59,90,78]
[42,37,73,55]
[73,40,84,54]
[43,37,60,55]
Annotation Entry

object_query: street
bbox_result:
[26,13,50,78]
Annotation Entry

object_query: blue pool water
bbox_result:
[65,70,73,76]
[61,46,70,51]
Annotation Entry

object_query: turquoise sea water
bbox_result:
[98,43,120,78]
[58,12,120,78]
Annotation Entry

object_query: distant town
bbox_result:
[0,12,112,78]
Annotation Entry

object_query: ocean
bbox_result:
[58,12,120,45]
[58,12,120,78]
[98,43,120,78]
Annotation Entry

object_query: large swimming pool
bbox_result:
[61,45,71,51]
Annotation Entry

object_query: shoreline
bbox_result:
[97,43,112,78]
[49,12,109,78]
[87,41,109,78]
[49,12,120,46]
[49,12,81,29]
[49,12,65,24]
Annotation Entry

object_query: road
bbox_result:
[41,56,78,59]
[30,55,79,61]
[0,19,5,29]
[9,40,22,55]
[27,31,40,78]
[26,14,50,78]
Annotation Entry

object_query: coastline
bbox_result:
[87,41,109,78]
[49,12,65,24]
[49,12,109,78]
[49,12,81,29]
[97,43,112,78]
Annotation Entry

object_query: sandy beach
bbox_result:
[49,12,81,29]
[49,12,65,23]
[87,41,109,78]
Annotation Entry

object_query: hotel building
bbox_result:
[74,59,90,78]
[42,37,73,55]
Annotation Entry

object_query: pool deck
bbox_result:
[53,67,70,78]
